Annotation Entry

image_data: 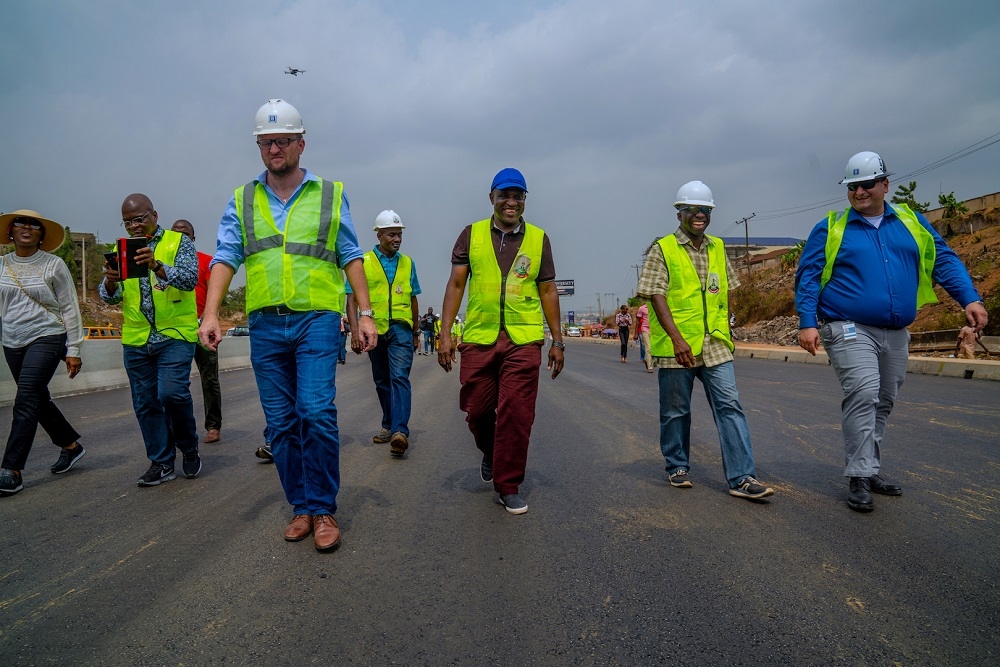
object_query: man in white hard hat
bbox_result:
[438,167,565,515]
[198,99,377,551]
[796,151,987,512]
[637,180,774,501]
[346,210,421,457]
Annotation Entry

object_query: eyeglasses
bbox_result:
[122,210,151,227]
[494,191,526,202]
[256,136,302,149]
[847,177,886,192]
[677,205,713,215]
[11,217,43,229]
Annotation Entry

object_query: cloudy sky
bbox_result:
[4,0,999,316]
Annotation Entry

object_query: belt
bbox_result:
[253,304,301,316]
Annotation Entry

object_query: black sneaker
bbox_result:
[182,451,202,479]
[669,469,693,488]
[137,463,176,487]
[51,444,86,474]
[729,476,775,500]
[496,493,528,515]
[480,455,493,483]
[255,443,274,463]
[0,469,23,495]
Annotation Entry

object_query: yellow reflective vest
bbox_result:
[121,230,198,346]
[649,234,734,357]
[237,178,346,314]
[821,203,938,309]
[462,219,545,345]
[363,249,413,335]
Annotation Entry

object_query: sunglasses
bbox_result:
[677,205,713,215]
[847,178,886,192]
[11,217,43,229]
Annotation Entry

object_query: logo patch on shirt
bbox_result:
[395,285,403,294]
[513,254,531,279]
[707,273,720,294]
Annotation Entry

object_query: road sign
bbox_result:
[555,279,575,296]
[568,310,575,324]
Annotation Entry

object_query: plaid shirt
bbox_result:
[636,228,740,369]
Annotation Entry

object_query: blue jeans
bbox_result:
[658,361,756,487]
[422,330,434,354]
[249,309,341,515]
[123,338,199,466]
[369,323,415,436]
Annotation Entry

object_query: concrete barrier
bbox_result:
[0,338,252,407]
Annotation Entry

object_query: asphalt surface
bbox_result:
[1,340,998,665]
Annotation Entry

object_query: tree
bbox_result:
[937,192,969,219]
[890,181,930,213]
[52,225,79,278]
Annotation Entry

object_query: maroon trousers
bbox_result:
[458,331,542,495]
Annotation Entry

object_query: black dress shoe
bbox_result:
[848,477,874,512]
[869,474,903,496]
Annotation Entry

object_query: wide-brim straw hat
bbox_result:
[0,209,66,252]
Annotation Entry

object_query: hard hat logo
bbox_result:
[269,114,277,123]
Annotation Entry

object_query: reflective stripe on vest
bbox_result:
[821,203,938,309]
[648,234,733,358]
[363,250,413,335]
[236,178,346,314]
[463,219,545,345]
[121,230,198,346]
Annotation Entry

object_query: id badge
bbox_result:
[842,322,857,341]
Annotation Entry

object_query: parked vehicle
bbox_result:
[226,326,249,337]
[566,326,582,337]
[83,326,121,340]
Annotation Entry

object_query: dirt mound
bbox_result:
[732,316,800,346]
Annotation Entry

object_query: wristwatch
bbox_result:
[359,310,374,318]
[552,341,566,350]
[153,261,164,273]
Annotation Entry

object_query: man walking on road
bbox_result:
[438,167,565,515]
[637,180,774,501]
[198,99,377,551]
[101,195,202,487]
[635,300,652,372]
[418,307,436,356]
[795,150,987,512]
[346,209,421,458]
[171,220,222,445]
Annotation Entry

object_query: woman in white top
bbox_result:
[0,210,85,495]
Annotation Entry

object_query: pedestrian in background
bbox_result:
[616,304,632,362]
[0,210,85,495]
[418,307,436,355]
[171,219,222,445]
[438,167,565,515]
[101,194,202,488]
[347,209,421,458]
[795,151,987,512]
[638,180,773,501]
[198,99,377,551]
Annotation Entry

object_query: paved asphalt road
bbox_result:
[1,339,998,665]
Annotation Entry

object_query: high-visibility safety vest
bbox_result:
[451,321,463,337]
[462,219,545,345]
[649,234,734,357]
[362,250,413,335]
[121,230,198,346]
[236,178,346,314]
[821,203,938,309]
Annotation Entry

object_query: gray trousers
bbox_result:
[821,321,909,477]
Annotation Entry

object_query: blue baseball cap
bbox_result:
[491,168,528,193]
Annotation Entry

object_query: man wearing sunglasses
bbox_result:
[638,180,774,501]
[198,99,378,551]
[795,151,987,512]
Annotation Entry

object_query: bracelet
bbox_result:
[552,341,566,350]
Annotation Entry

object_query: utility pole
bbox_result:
[80,235,87,302]
[632,264,641,295]
[596,292,602,323]
[737,213,757,276]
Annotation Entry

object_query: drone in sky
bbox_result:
[285,67,306,76]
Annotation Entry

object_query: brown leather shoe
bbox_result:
[203,429,221,444]
[313,514,341,551]
[284,514,313,541]
[389,432,409,457]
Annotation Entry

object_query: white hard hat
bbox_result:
[373,209,404,230]
[674,180,715,208]
[840,151,893,184]
[253,99,305,136]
